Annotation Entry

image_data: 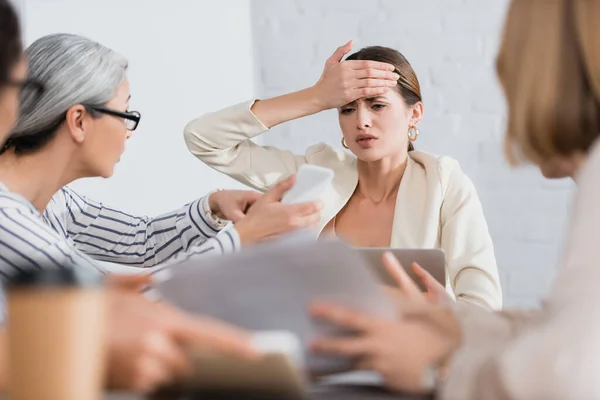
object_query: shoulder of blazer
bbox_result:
[408,150,470,193]
[304,142,357,170]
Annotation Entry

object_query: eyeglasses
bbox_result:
[84,105,141,131]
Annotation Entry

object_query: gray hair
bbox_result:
[9,33,128,143]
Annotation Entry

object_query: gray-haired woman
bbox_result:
[0,33,322,280]
[0,6,271,393]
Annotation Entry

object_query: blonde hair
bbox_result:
[497,0,600,166]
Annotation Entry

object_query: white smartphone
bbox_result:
[281,164,335,205]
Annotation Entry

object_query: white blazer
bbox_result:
[183,100,503,310]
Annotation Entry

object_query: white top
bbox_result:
[441,139,600,400]
[183,100,503,310]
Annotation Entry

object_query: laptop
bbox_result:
[356,248,446,291]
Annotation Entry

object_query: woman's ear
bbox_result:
[65,105,88,143]
[409,101,424,126]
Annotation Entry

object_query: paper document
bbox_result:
[155,237,395,375]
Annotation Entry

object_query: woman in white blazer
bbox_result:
[183,43,502,310]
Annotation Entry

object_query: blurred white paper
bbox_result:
[155,237,395,376]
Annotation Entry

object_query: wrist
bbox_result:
[203,190,231,231]
[233,220,253,246]
[421,358,451,392]
[421,345,455,391]
[304,85,329,112]
[207,189,225,219]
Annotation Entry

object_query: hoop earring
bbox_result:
[408,126,419,142]
[341,138,349,149]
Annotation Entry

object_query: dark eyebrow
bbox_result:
[341,96,387,108]
[127,95,131,101]
[364,96,387,102]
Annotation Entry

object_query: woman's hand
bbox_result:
[106,289,259,393]
[310,301,461,394]
[233,175,323,245]
[248,40,398,128]
[208,190,261,223]
[308,252,460,394]
[311,41,400,110]
[107,273,152,292]
[381,252,452,306]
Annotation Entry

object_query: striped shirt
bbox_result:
[0,183,240,281]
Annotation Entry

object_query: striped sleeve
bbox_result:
[150,226,242,275]
[0,208,104,280]
[0,205,241,282]
[58,187,229,268]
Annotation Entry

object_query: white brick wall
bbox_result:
[250,0,576,307]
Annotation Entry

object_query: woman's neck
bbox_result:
[0,143,79,213]
[355,153,409,203]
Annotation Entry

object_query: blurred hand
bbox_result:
[311,40,399,110]
[106,289,258,393]
[411,261,452,305]
[107,274,152,292]
[309,300,461,394]
[381,252,452,306]
[233,175,323,245]
[308,252,461,393]
[208,190,262,223]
